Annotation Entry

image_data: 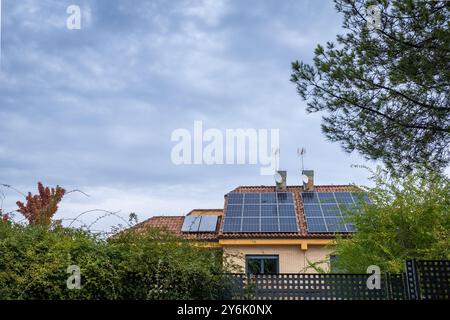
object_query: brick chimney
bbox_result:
[302,170,314,191]
[275,170,287,191]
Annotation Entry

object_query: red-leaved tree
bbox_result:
[0,209,9,223]
[16,182,66,225]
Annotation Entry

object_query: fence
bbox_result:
[227,259,449,300]
[405,260,449,300]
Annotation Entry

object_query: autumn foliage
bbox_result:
[16,182,66,225]
[0,210,9,223]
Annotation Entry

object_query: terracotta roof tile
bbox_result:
[133,215,223,242]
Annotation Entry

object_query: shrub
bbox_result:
[334,168,450,273]
[0,222,233,300]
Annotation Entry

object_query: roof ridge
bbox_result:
[147,215,184,218]
[137,215,185,224]
[234,184,355,188]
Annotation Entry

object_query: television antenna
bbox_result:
[272,147,280,172]
[297,147,306,172]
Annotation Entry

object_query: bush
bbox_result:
[334,168,450,273]
[0,222,233,300]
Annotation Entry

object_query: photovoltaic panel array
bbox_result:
[223,192,298,233]
[181,215,219,232]
[301,192,369,233]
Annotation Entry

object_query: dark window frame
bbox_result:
[330,255,340,273]
[245,255,279,275]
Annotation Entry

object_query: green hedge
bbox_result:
[0,222,235,300]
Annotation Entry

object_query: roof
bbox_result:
[132,184,359,241]
[219,185,359,239]
[132,215,223,242]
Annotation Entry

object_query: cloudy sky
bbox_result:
[0,0,377,230]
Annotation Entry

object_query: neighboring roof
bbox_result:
[133,215,222,242]
[132,185,360,241]
[219,185,359,239]
[133,216,184,234]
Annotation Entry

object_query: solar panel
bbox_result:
[301,192,319,203]
[321,204,340,217]
[227,193,244,204]
[243,204,260,216]
[277,192,294,203]
[326,218,347,232]
[352,192,371,204]
[318,192,335,203]
[244,193,260,204]
[225,204,242,217]
[242,217,259,232]
[181,215,201,232]
[261,205,277,217]
[261,217,279,232]
[223,217,241,232]
[261,193,277,204]
[279,217,298,232]
[197,215,219,232]
[181,215,219,232]
[306,217,328,232]
[303,204,322,217]
[301,191,369,233]
[223,192,298,233]
[334,192,354,203]
[278,204,295,216]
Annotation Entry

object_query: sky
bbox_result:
[0,0,378,230]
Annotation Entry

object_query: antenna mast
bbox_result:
[273,147,280,172]
[297,147,306,172]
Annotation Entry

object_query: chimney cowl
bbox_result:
[275,170,287,191]
[302,170,314,191]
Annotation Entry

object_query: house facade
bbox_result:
[134,172,363,274]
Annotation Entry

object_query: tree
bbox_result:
[0,210,9,223]
[333,168,450,273]
[291,0,450,174]
[16,182,66,226]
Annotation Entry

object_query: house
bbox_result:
[133,170,366,274]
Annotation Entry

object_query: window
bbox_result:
[245,255,279,274]
[330,255,340,273]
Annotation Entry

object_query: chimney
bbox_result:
[302,170,314,191]
[275,170,287,191]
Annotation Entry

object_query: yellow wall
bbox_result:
[223,244,334,273]
[187,209,223,216]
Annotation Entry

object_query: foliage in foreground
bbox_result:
[0,224,236,300]
[334,168,450,273]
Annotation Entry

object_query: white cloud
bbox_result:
[9,0,66,31]
[180,0,229,26]
[56,183,226,230]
